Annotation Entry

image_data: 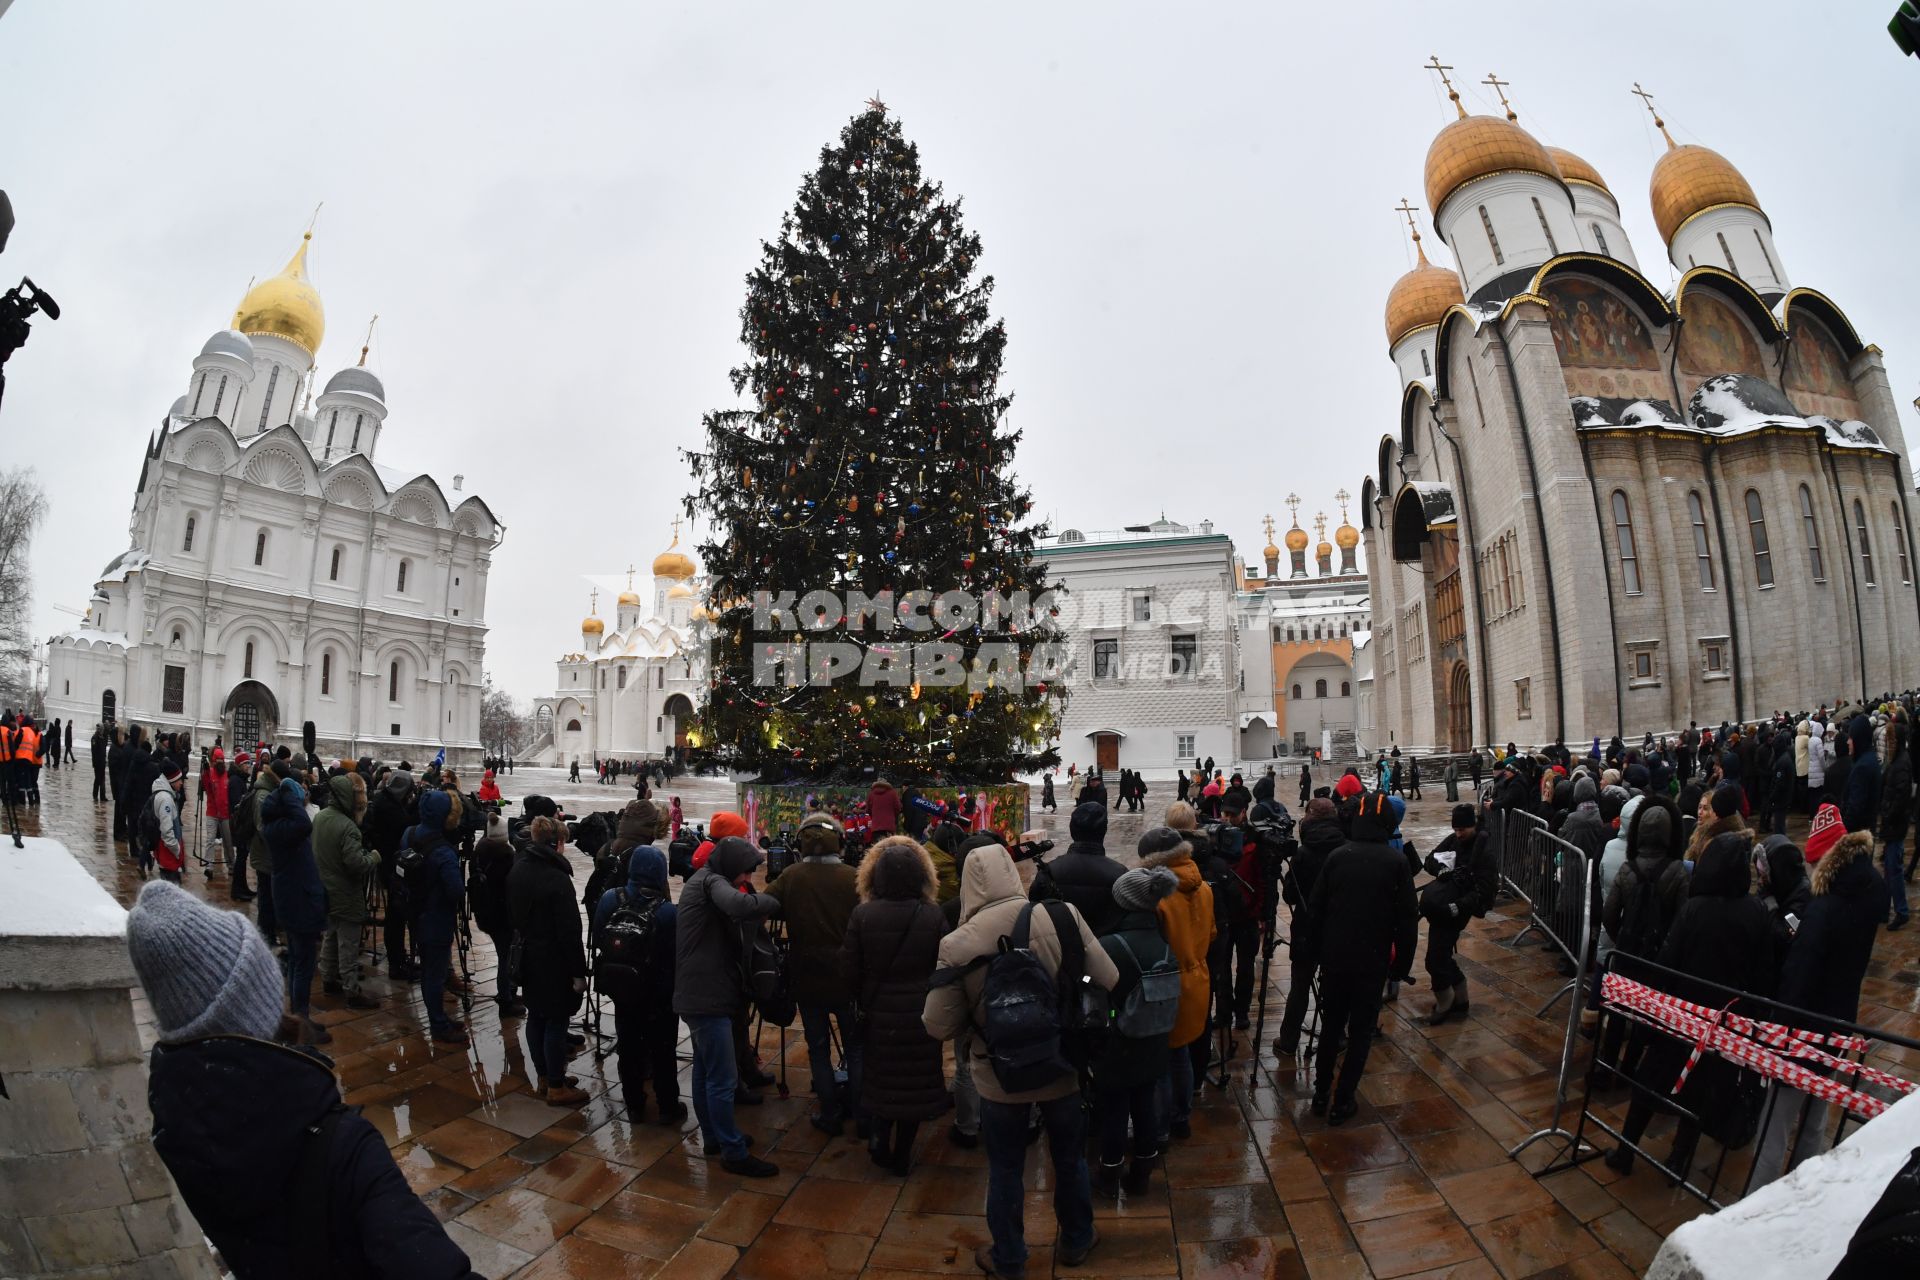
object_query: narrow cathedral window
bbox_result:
[1420,348,1431,377]
[1746,490,1774,587]
[1531,198,1557,255]
[1799,485,1825,581]
[351,414,364,453]
[1894,503,1913,583]
[389,662,400,702]
[325,411,339,455]
[1855,500,1876,585]
[1478,206,1504,266]
[1592,223,1610,258]
[253,530,267,566]
[321,652,332,696]
[183,516,195,552]
[1611,491,1641,594]
[618,666,627,689]
[1687,492,1716,589]
[1754,230,1779,281]
[212,374,228,418]
[1341,681,1351,697]
[1716,232,1739,274]
[1292,684,1302,700]
[257,366,280,431]
[243,642,254,679]
[657,667,665,689]
[191,373,206,416]
[330,547,342,581]
[397,560,408,593]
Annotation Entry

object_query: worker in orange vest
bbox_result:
[15,717,43,805]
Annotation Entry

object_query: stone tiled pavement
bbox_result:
[18,761,1920,1278]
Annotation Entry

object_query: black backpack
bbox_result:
[744,919,795,1027]
[134,792,162,858]
[229,784,260,855]
[1613,861,1671,958]
[393,843,435,918]
[947,902,1077,1094]
[593,889,661,1004]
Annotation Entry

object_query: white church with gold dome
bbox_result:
[1366,68,1919,753]
[528,528,709,767]
[42,230,503,765]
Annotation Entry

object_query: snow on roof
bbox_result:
[1404,481,1457,528]
[1571,396,1686,430]
[100,550,149,584]
[1571,375,1892,454]
[1805,415,1886,450]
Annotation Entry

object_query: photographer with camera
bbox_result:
[1030,801,1124,937]
[1273,796,1342,1060]
[1199,797,1267,1032]
[363,769,418,980]
[766,812,861,1136]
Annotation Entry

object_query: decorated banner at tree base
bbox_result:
[738,780,1030,846]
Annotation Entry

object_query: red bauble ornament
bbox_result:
[868,407,880,416]
[774,387,785,397]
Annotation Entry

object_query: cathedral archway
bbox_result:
[662,693,695,753]
[1447,661,1472,755]
[223,680,281,751]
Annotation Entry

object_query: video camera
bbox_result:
[761,827,797,880]
[1009,835,1055,863]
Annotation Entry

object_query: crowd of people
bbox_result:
[0,710,76,813]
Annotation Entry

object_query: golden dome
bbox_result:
[1262,540,1281,559]
[582,616,604,635]
[1649,141,1761,244]
[1424,115,1562,219]
[233,233,325,357]
[1336,521,1360,550]
[1384,243,1465,347]
[667,582,694,600]
[1545,146,1609,195]
[616,591,641,607]
[652,530,695,580]
[1315,540,1333,559]
[1284,526,1310,553]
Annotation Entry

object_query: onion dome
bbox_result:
[1650,138,1761,244]
[616,590,641,607]
[1385,238,1464,346]
[652,529,695,580]
[1284,524,1310,553]
[323,365,385,403]
[1546,146,1609,196]
[233,232,325,357]
[581,615,604,636]
[667,582,694,600]
[1424,114,1563,221]
[199,329,256,363]
[169,394,189,418]
[1336,519,1360,550]
[1315,537,1333,559]
[1263,535,1281,559]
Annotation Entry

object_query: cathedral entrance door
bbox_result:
[224,680,281,752]
[1094,733,1120,773]
[1447,662,1472,755]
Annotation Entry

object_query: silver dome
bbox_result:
[323,365,386,403]
[198,328,255,362]
[169,394,189,418]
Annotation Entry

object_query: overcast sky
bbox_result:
[5,1,1916,705]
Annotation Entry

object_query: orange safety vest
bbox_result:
[15,726,40,765]
[0,725,12,763]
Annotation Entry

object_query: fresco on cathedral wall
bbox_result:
[1785,316,1862,420]
[1678,291,1770,391]
[1544,278,1666,402]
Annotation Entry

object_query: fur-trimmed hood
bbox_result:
[857,835,939,903]
[1811,830,1873,896]
[1138,837,1194,869]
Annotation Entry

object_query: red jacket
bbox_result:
[202,766,230,820]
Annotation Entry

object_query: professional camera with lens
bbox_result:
[1009,835,1055,863]
[761,827,797,880]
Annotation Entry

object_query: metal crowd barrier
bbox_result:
[1550,951,1920,1207]
[1485,806,1599,1162]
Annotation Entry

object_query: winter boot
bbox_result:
[1122,1152,1159,1196]
[1093,1160,1123,1199]
[1452,980,1470,1015]
[1426,984,1456,1026]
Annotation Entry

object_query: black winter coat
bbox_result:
[507,842,587,1020]
[149,1036,480,1280]
[1285,815,1344,910]
[1780,840,1887,1022]
[1300,818,1417,980]
[1422,828,1498,919]
[1031,840,1125,936]
[362,787,413,870]
[1881,749,1913,844]
[842,897,950,1120]
[467,834,514,938]
[1092,910,1175,1088]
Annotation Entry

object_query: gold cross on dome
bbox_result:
[1315,513,1328,540]
[1336,488,1351,518]
[1425,55,1465,120]
[589,587,599,614]
[1286,493,1301,527]
[1483,73,1515,122]
[669,516,683,545]
[1631,82,1677,147]
[1262,514,1277,544]
[626,564,636,589]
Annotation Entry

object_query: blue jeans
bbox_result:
[285,931,320,1017]
[799,1002,860,1124]
[419,939,454,1033]
[1885,840,1909,921]
[525,1009,573,1084]
[980,1093,1094,1273]
[687,1014,747,1159]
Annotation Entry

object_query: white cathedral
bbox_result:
[43,231,503,766]
[528,531,708,768]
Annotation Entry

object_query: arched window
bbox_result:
[1291,683,1302,700]
[1799,485,1825,581]
[1420,348,1431,377]
[256,366,280,431]
[190,372,206,416]
[102,689,116,726]
[1611,491,1642,594]
[388,661,400,702]
[253,529,267,566]
[1855,500,1876,584]
[1746,490,1774,587]
[1894,503,1913,584]
[1478,205,1504,266]
[170,628,182,648]
[243,641,254,679]
[329,546,342,582]
[1530,196,1558,255]
[657,667,664,689]
[351,413,364,453]
[1686,492,1715,589]
[182,515,195,553]
[1341,681,1351,697]
[1592,222,1611,258]
[211,373,228,418]
[321,652,332,696]
[396,560,408,593]
[1716,231,1740,274]
[565,719,582,732]
[325,411,338,455]
[617,665,627,689]
[1315,679,1328,698]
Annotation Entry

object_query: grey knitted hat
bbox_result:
[126,880,285,1043]
[1113,866,1178,912]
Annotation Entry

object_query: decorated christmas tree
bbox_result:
[684,102,1063,782]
